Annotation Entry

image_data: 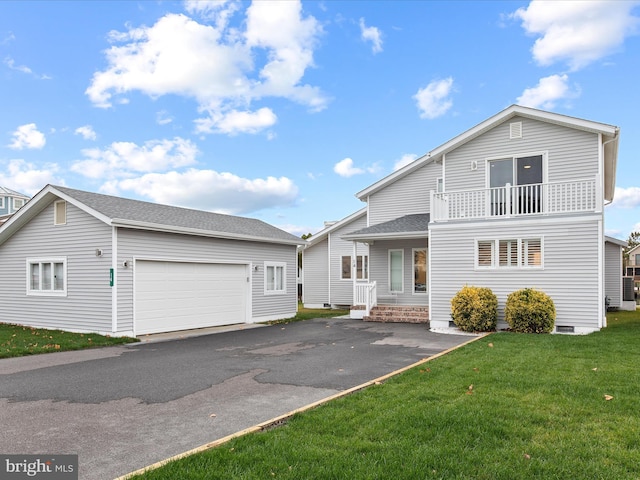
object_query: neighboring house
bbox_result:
[0,186,30,225]
[337,105,625,334]
[625,243,640,297]
[0,185,304,336]
[605,236,634,310]
[301,208,368,308]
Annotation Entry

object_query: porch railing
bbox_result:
[431,177,600,222]
[354,281,377,317]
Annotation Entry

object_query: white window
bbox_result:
[341,255,368,280]
[476,238,543,269]
[12,198,25,211]
[389,249,404,293]
[413,248,427,294]
[0,197,4,209]
[54,200,67,225]
[27,258,67,296]
[265,262,286,295]
[436,177,444,193]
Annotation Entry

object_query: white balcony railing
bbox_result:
[354,281,377,317]
[431,177,601,222]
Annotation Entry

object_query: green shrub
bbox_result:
[505,288,556,333]
[450,285,498,332]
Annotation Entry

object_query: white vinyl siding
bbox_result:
[0,201,113,333]
[443,116,600,194]
[604,241,623,308]
[368,160,442,225]
[302,238,328,306]
[430,216,601,331]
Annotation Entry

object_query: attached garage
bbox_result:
[135,261,249,335]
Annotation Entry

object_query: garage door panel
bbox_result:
[135,261,248,335]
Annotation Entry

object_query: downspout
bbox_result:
[602,131,619,207]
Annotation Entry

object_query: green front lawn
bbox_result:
[131,309,640,479]
[0,323,138,358]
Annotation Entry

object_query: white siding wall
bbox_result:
[368,160,442,226]
[369,239,429,306]
[430,215,601,331]
[329,215,368,305]
[302,238,328,306]
[604,241,623,308]
[117,229,298,331]
[444,116,600,192]
[0,201,113,333]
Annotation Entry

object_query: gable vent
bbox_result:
[510,122,522,139]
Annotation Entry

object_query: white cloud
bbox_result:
[0,159,61,195]
[9,123,46,150]
[86,1,327,135]
[513,0,640,70]
[393,153,418,171]
[334,158,363,177]
[359,18,383,54]
[414,78,454,119]
[333,158,380,178]
[114,169,298,214]
[156,110,173,125]
[517,74,579,109]
[70,137,199,179]
[195,107,277,135]
[4,56,32,74]
[610,186,640,209]
[74,125,97,141]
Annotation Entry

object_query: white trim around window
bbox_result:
[475,237,544,270]
[388,249,404,293]
[412,248,427,295]
[0,197,4,209]
[12,197,25,211]
[54,200,67,225]
[340,255,369,281]
[264,261,286,295]
[26,257,68,296]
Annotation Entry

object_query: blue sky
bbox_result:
[1,0,639,240]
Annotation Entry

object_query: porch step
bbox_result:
[363,305,429,324]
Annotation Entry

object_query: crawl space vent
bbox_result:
[556,325,575,333]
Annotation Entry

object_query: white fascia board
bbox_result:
[605,236,627,248]
[111,219,305,246]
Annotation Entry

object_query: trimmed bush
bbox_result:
[450,285,498,332]
[505,288,556,333]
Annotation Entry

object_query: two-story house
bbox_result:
[307,105,624,334]
[0,186,30,225]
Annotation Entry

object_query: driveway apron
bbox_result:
[0,318,471,480]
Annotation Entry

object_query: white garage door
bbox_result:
[135,261,248,335]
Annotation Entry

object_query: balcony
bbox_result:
[431,177,601,222]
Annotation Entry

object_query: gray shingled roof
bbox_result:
[54,186,303,244]
[344,213,430,238]
[0,186,29,197]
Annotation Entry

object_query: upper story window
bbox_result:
[27,258,67,296]
[476,238,543,269]
[12,198,25,211]
[265,262,286,295]
[635,253,640,266]
[487,154,545,215]
[341,255,369,280]
[54,200,67,225]
[0,197,4,209]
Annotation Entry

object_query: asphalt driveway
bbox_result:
[0,317,472,480]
